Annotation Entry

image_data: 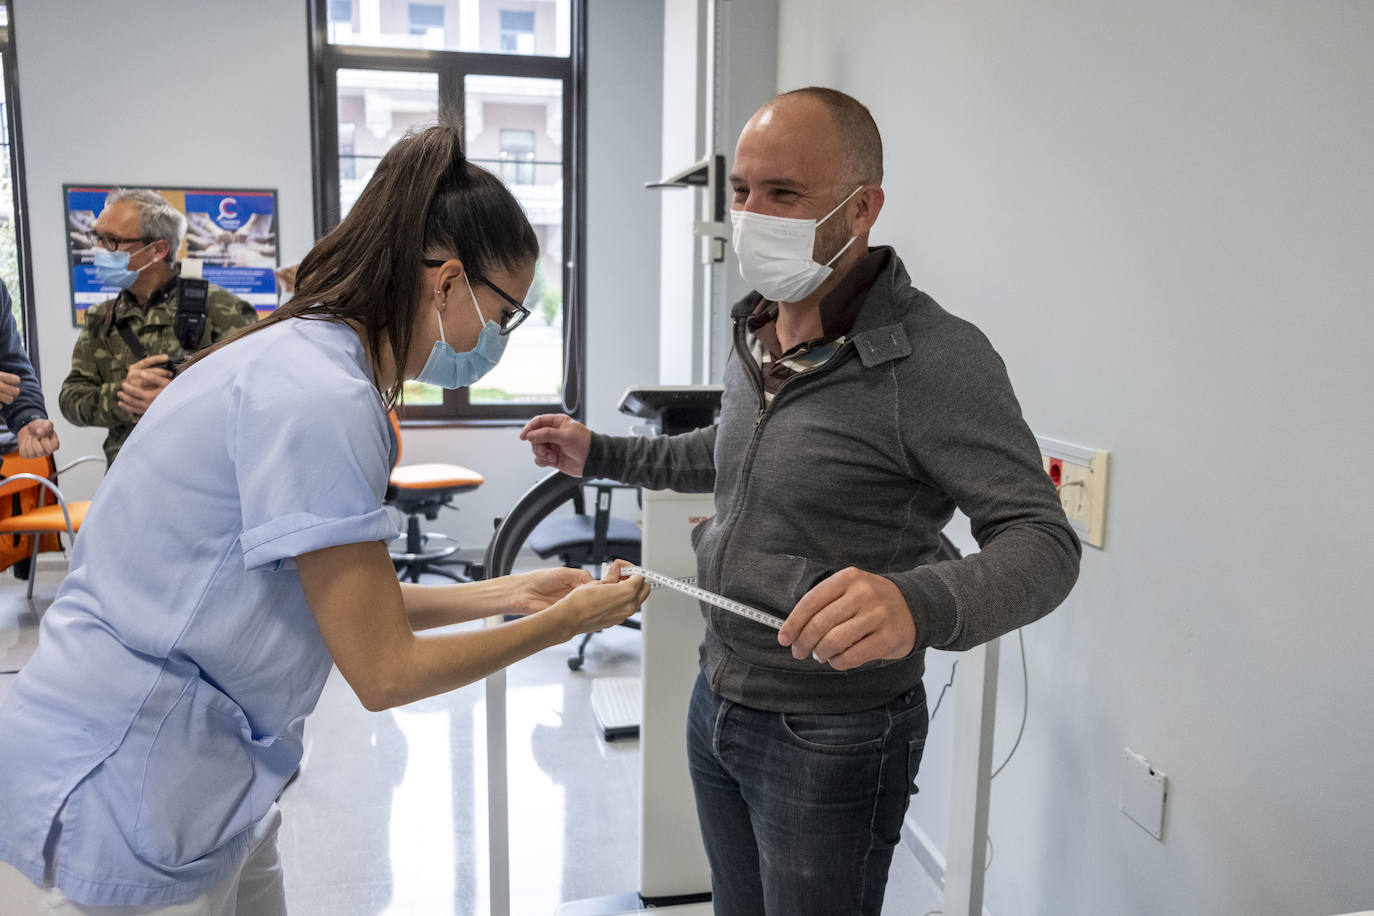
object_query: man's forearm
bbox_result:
[1,393,46,437]
[892,519,1080,653]
[59,381,128,428]
[585,427,717,493]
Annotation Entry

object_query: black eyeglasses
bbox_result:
[92,232,154,252]
[422,258,530,335]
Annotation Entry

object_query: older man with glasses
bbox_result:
[59,188,259,464]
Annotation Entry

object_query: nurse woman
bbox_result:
[0,123,650,913]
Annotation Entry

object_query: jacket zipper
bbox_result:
[708,318,856,652]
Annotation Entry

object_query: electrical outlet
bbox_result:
[1037,436,1109,548]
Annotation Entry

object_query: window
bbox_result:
[310,0,584,425]
[499,10,536,54]
[0,1,36,362]
[337,122,356,182]
[407,4,444,44]
[326,0,569,56]
[335,69,439,216]
[498,128,535,185]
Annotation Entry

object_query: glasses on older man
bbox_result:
[422,258,530,335]
[92,233,154,252]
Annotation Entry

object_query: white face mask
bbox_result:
[730,185,864,302]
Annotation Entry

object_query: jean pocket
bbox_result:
[780,708,889,754]
[907,735,927,793]
[132,680,259,868]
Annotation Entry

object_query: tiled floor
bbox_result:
[0,560,943,915]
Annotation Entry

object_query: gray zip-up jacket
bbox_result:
[586,249,1080,713]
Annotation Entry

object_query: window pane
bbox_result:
[328,0,570,57]
[0,50,20,336]
[464,74,563,406]
[335,68,439,219]
[408,3,444,40]
[403,378,445,405]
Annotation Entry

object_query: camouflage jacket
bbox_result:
[59,276,258,464]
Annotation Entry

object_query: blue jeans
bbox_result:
[686,672,929,916]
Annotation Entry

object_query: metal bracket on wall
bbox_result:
[645,153,728,263]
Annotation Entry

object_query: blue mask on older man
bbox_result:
[92,243,157,290]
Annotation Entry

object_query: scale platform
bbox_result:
[590,676,642,741]
[557,892,713,915]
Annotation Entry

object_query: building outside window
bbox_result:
[499,10,535,53]
[407,4,444,45]
[312,0,580,424]
[498,128,535,184]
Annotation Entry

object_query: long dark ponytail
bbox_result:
[183,119,539,407]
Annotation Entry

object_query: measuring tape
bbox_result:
[624,565,783,631]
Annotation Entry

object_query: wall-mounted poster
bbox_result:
[64,185,280,326]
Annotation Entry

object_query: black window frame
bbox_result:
[0,1,38,370]
[307,0,586,427]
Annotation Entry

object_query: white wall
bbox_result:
[581,0,662,436]
[17,0,316,498]
[16,0,664,552]
[711,0,777,378]
[777,2,1374,914]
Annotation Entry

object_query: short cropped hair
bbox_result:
[106,188,187,263]
[775,87,883,185]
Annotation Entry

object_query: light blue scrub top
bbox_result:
[0,318,399,906]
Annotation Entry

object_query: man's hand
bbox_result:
[0,371,21,406]
[117,354,175,419]
[779,568,916,670]
[17,419,59,458]
[520,413,592,477]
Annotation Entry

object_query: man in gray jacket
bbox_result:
[522,87,1080,916]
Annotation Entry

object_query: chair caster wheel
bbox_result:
[567,657,584,671]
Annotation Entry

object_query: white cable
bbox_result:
[928,660,958,722]
[990,629,1028,780]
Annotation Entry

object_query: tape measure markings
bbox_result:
[625,565,783,631]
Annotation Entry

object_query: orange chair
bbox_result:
[386,411,485,583]
[0,453,104,599]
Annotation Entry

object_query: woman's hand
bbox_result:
[549,560,650,639]
[510,566,594,615]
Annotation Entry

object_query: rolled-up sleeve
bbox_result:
[232,383,398,571]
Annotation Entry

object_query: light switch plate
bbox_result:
[1121,747,1167,840]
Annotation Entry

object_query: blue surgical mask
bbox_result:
[415,274,509,389]
[92,243,157,290]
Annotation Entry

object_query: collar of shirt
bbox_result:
[745,247,891,359]
[112,273,180,325]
